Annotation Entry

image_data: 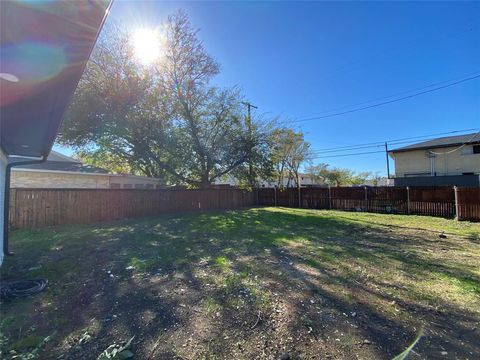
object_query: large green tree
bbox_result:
[59,12,269,188]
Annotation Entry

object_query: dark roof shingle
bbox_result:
[390,132,480,153]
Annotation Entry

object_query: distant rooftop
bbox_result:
[45,151,81,163]
[15,151,109,174]
[389,132,480,153]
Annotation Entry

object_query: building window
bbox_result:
[145,184,154,189]
[462,172,474,176]
[123,184,133,189]
[135,184,145,189]
[462,145,480,155]
[110,183,121,189]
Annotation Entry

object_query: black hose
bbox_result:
[0,279,48,301]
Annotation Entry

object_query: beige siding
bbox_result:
[11,171,110,188]
[392,145,480,177]
[10,170,164,189]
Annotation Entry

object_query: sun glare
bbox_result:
[132,28,162,65]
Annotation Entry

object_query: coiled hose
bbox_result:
[0,279,48,301]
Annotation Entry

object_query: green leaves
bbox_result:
[305,164,378,186]
[60,12,271,188]
[269,128,311,188]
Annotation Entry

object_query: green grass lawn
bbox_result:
[1,207,479,359]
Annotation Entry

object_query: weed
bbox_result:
[203,297,222,315]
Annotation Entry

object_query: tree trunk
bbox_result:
[200,172,211,188]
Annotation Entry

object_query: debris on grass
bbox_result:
[97,336,135,360]
[8,332,55,360]
[250,311,262,330]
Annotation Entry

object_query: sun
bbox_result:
[131,28,162,65]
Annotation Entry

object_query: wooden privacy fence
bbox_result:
[9,188,255,230]
[456,187,480,221]
[8,186,480,229]
[257,186,480,221]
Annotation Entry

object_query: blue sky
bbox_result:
[59,1,480,175]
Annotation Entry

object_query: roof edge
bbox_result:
[389,140,480,153]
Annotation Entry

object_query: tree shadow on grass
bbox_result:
[1,207,479,359]
[331,211,480,244]
[262,246,478,359]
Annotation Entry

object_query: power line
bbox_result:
[294,71,480,122]
[309,139,416,155]
[290,74,480,123]
[305,128,480,160]
[306,150,385,160]
[309,128,479,153]
[310,135,473,154]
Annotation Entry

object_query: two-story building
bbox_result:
[388,132,480,186]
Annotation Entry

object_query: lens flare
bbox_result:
[1,42,67,105]
[0,73,19,82]
[132,28,162,66]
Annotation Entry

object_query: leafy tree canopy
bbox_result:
[60,11,272,188]
[269,128,311,188]
[306,164,377,186]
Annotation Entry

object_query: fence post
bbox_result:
[274,186,277,207]
[406,186,411,214]
[454,186,459,220]
[328,185,332,210]
[364,186,368,211]
[8,188,16,230]
[298,186,301,208]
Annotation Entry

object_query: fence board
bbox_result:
[257,186,479,221]
[9,188,255,230]
[457,187,480,221]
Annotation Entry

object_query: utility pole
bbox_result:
[241,101,258,188]
[385,142,391,179]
